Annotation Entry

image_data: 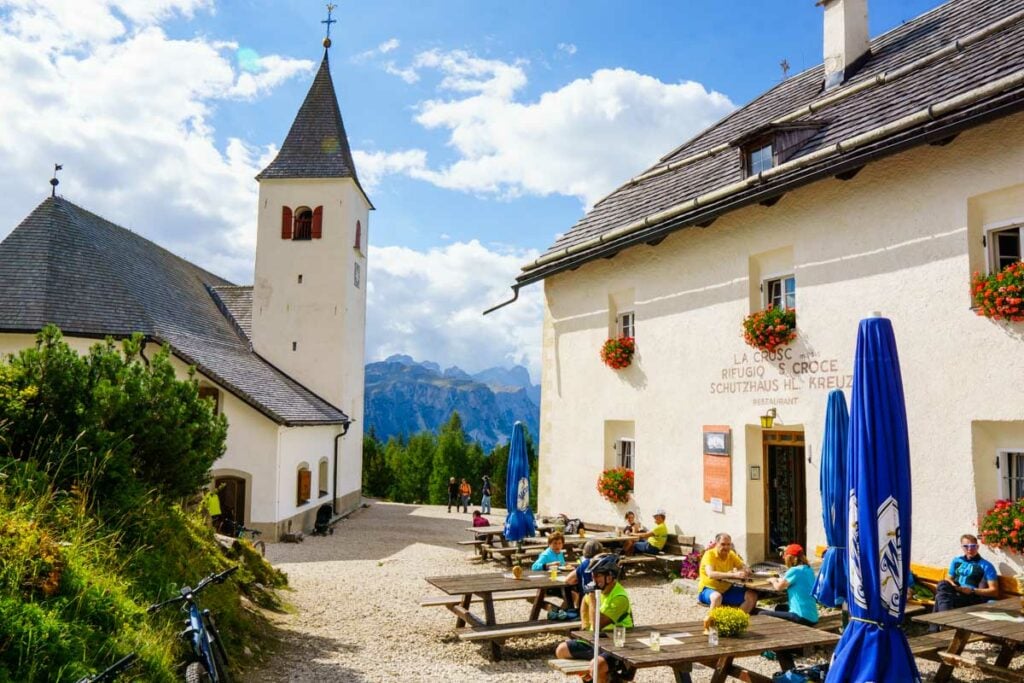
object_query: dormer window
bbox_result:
[734,122,824,178]
[748,143,774,175]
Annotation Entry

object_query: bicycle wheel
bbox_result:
[185,661,212,683]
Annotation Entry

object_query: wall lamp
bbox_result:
[760,408,777,429]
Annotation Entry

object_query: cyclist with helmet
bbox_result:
[554,554,635,682]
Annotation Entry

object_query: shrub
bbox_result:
[972,262,1024,322]
[742,306,797,353]
[600,337,636,370]
[596,468,633,504]
[979,499,1024,553]
[707,606,750,637]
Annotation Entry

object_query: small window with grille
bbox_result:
[617,438,635,472]
[1002,451,1024,502]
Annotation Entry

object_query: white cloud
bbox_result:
[384,61,420,84]
[367,240,543,379]
[351,149,429,192]
[0,0,314,282]
[353,37,401,62]
[557,42,577,56]
[363,50,735,206]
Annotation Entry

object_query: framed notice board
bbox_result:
[702,425,732,505]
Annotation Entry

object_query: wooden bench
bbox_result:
[458,618,583,642]
[548,658,591,675]
[487,545,545,566]
[419,589,562,609]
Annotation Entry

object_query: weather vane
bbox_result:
[50,164,63,198]
[322,4,337,48]
[780,59,791,80]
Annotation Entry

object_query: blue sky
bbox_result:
[0,0,943,379]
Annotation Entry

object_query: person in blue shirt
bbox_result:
[931,533,999,628]
[532,531,567,570]
[565,540,604,610]
[763,543,819,626]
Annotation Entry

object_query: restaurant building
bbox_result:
[501,0,1024,567]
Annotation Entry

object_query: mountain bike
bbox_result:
[74,653,138,683]
[148,566,238,682]
[232,523,266,557]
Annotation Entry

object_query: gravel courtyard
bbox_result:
[246,501,997,682]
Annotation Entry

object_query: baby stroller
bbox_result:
[311,504,334,536]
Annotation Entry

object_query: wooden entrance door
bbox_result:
[214,476,246,528]
[763,431,806,559]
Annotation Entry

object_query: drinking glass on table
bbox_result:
[648,630,661,652]
[613,625,626,647]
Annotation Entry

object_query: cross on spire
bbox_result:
[322,4,337,48]
[780,59,791,80]
[50,164,63,198]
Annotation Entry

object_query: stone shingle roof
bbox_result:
[519,0,1024,285]
[256,51,372,206]
[0,198,348,426]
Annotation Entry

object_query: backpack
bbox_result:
[772,664,828,682]
[564,518,585,535]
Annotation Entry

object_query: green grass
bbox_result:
[0,458,287,682]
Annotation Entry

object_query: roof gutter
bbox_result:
[520,68,1024,276]
[482,286,520,316]
[620,9,1024,189]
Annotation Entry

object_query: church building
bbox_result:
[505,0,1024,567]
[0,39,371,539]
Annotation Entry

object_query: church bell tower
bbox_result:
[251,24,371,425]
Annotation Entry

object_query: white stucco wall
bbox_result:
[539,111,1024,568]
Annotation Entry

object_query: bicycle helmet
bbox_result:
[589,553,621,579]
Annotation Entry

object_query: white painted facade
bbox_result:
[538,111,1024,570]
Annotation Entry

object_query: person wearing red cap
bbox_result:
[764,543,819,626]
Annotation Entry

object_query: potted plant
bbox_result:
[972,262,1024,322]
[707,606,750,637]
[596,467,633,504]
[600,336,636,370]
[979,499,1024,554]
[742,306,797,353]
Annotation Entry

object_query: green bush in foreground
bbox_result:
[0,329,287,681]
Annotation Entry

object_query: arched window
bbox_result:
[354,220,362,252]
[293,208,313,240]
[297,462,311,505]
[318,458,329,498]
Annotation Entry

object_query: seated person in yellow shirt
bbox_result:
[624,508,668,556]
[697,532,758,613]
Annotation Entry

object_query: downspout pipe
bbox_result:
[333,420,352,515]
[482,286,520,316]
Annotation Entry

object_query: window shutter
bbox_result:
[311,206,323,239]
[354,220,362,250]
[298,469,311,503]
[281,206,293,239]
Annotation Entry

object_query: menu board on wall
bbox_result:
[702,425,732,505]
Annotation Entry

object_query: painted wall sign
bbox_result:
[709,347,851,396]
[703,430,730,456]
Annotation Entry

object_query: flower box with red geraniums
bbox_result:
[597,467,633,504]
[979,499,1024,554]
[972,262,1024,322]
[742,306,797,353]
[600,336,636,370]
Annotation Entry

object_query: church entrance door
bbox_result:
[762,431,806,560]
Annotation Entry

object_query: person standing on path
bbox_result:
[480,475,492,514]
[447,477,458,513]
[458,478,472,513]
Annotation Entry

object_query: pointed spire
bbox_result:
[256,51,361,185]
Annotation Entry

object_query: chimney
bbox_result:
[819,0,870,90]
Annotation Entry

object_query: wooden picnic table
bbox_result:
[572,615,840,683]
[524,532,635,546]
[914,597,1024,682]
[425,571,577,660]
[464,525,509,560]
